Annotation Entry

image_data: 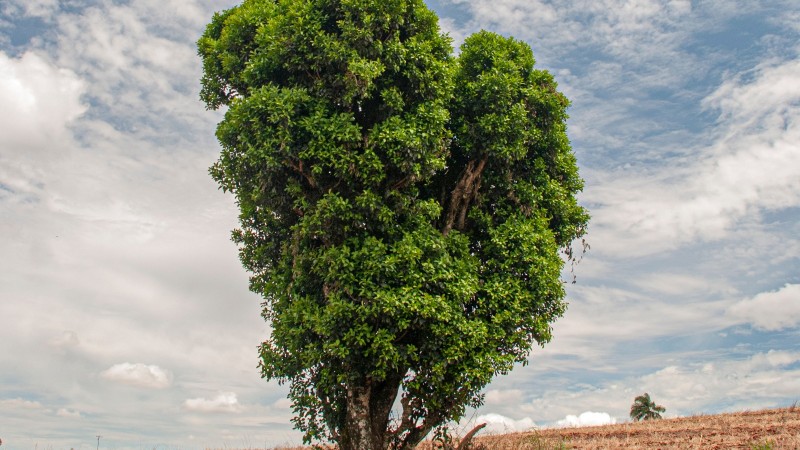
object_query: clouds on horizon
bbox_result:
[557,411,617,428]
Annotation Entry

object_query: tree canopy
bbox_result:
[198,1,589,449]
[630,393,666,421]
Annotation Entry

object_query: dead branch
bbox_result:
[456,423,487,450]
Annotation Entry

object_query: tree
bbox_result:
[198,1,589,449]
[630,393,666,421]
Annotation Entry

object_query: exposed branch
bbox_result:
[398,412,441,450]
[285,158,318,189]
[455,423,486,450]
[442,155,489,235]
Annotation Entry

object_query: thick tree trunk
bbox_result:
[339,376,402,450]
[341,386,376,450]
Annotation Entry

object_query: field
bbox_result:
[260,406,800,450]
[457,406,800,449]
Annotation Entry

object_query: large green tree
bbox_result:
[198,1,588,449]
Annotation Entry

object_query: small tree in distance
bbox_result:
[630,393,666,421]
[198,0,589,449]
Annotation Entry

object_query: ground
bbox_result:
[258,406,800,449]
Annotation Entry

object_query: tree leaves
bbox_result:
[630,393,667,421]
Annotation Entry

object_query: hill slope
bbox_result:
[249,406,800,450]
[460,406,800,449]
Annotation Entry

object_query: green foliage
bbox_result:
[750,439,775,450]
[199,0,588,448]
[630,393,666,421]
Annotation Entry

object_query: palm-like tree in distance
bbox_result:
[630,392,666,421]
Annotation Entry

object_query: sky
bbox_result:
[1,0,799,448]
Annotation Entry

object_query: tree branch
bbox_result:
[456,423,486,450]
[285,158,318,189]
[442,155,489,235]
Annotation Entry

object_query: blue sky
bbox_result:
[1,0,799,448]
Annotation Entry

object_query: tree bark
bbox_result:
[370,376,402,449]
[341,385,375,450]
[442,155,489,235]
[456,423,487,450]
[339,374,403,450]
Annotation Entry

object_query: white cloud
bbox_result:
[184,392,241,413]
[554,284,734,344]
[0,51,86,151]
[586,52,800,257]
[629,272,735,298]
[727,284,800,331]
[0,398,43,409]
[445,0,698,77]
[556,411,616,427]
[56,408,81,419]
[469,413,537,434]
[272,397,293,409]
[638,350,800,410]
[100,363,173,389]
[483,389,525,406]
[511,350,800,429]
[1,0,59,18]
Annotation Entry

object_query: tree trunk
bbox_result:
[341,385,376,450]
[339,376,402,450]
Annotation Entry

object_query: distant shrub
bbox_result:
[750,439,775,450]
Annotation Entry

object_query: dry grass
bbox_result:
[461,406,800,449]
[222,406,800,450]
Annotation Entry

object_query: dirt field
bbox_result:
[460,406,800,449]
[262,406,800,449]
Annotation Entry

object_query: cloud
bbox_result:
[553,284,734,344]
[1,0,60,19]
[0,51,86,150]
[519,350,800,424]
[638,350,800,409]
[727,284,800,331]
[444,0,700,79]
[0,50,86,207]
[556,411,616,427]
[0,398,44,409]
[184,392,241,413]
[272,397,293,409]
[50,1,216,146]
[586,51,800,257]
[470,413,537,434]
[484,389,526,406]
[49,330,80,349]
[56,408,81,419]
[100,363,173,389]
